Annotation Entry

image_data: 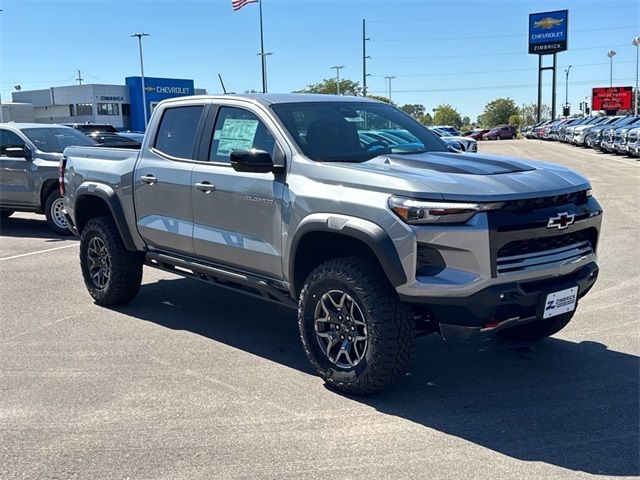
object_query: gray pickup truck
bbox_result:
[62,94,602,394]
[0,123,96,234]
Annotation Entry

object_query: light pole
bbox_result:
[258,52,273,93]
[607,50,616,88]
[564,65,572,113]
[131,33,150,129]
[384,75,396,103]
[331,66,345,95]
[633,37,640,115]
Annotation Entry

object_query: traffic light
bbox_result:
[562,105,570,117]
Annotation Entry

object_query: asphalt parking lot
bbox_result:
[1,140,638,479]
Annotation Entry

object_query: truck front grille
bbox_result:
[496,229,596,275]
[501,190,588,213]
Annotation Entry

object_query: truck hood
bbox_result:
[317,151,590,202]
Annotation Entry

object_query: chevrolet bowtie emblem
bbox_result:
[547,212,575,230]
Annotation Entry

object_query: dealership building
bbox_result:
[11,76,206,131]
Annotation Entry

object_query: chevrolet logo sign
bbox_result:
[547,212,575,230]
[144,86,155,93]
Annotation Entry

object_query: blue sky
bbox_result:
[0,0,638,120]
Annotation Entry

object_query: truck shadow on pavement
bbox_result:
[119,277,639,477]
[0,216,73,242]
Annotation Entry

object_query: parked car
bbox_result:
[87,132,141,149]
[0,123,97,234]
[611,117,640,154]
[62,94,602,394]
[599,116,639,152]
[428,127,478,152]
[469,129,490,140]
[432,125,462,136]
[625,126,640,157]
[586,116,626,149]
[572,117,613,146]
[65,123,119,134]
[484,125,517,140]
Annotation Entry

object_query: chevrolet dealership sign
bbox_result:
[529,10,568,54]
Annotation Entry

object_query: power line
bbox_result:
[366,77,636,94]
[365,3,638,24]
[372,26,638,43]
[369,60,635,78]
[372,44,636,61]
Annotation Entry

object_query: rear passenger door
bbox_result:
[133,103,208,256]
[190,105,286,279]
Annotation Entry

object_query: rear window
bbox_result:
[154,106,204,159]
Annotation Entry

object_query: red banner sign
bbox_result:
[592,87,633,111]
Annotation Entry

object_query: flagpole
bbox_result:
[259,0,266,93]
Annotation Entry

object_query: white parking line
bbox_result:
[0,243,78,261]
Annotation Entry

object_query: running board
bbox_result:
[145,252,297,309]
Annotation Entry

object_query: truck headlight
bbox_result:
[388,196,504,224]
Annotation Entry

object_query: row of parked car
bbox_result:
[522,115,640,157]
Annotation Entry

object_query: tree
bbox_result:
[480,98,519,127]
[296,78,361,96]
[508,114,523,128]
[417,113,433,126]
[520,102,551,125]
[433,104,462,128]
[400,103,426,118]
[368,95,392,104]
[462,116,471,126]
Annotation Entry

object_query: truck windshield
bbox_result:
[22,127,97,153]
[271,101,447,162]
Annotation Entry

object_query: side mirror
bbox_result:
[230,149,275,173]
[5,146,30,159]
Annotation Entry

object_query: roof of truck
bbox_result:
[164,93,380,106]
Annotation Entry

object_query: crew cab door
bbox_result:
[191,105,286,279]
[0,129,33,207]
[133,103,208,255]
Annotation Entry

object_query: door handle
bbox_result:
[140,174,157,185]
[195,181,215,193]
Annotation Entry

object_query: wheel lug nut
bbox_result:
[351,326,355,331]
[348,336,352,341]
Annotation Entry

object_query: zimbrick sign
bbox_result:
[592,87,633,111]
[528,10,568,54]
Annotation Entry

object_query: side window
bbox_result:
[154,105,204,159]
[0,130,26,156]
[209,107,276,163]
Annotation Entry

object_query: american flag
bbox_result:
[232,0,258,11]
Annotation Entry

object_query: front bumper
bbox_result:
[402,262,598,331]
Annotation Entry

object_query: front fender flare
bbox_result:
[288,214,408,291]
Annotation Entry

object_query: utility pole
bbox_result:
[362,19,370,97]
[131,33,150,129]
[633,37,640,115]
[384,75,396,104]
[76,70,84,85]
[331,66,345,95]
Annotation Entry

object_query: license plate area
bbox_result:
[543,286,578,319]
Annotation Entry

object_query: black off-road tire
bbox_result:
[298,257,415,395]
[0,209,14,219]
[497,312,574,342]
[80,216,144,306]
[44,190,72,236]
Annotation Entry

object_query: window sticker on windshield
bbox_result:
[216,118,259,156]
